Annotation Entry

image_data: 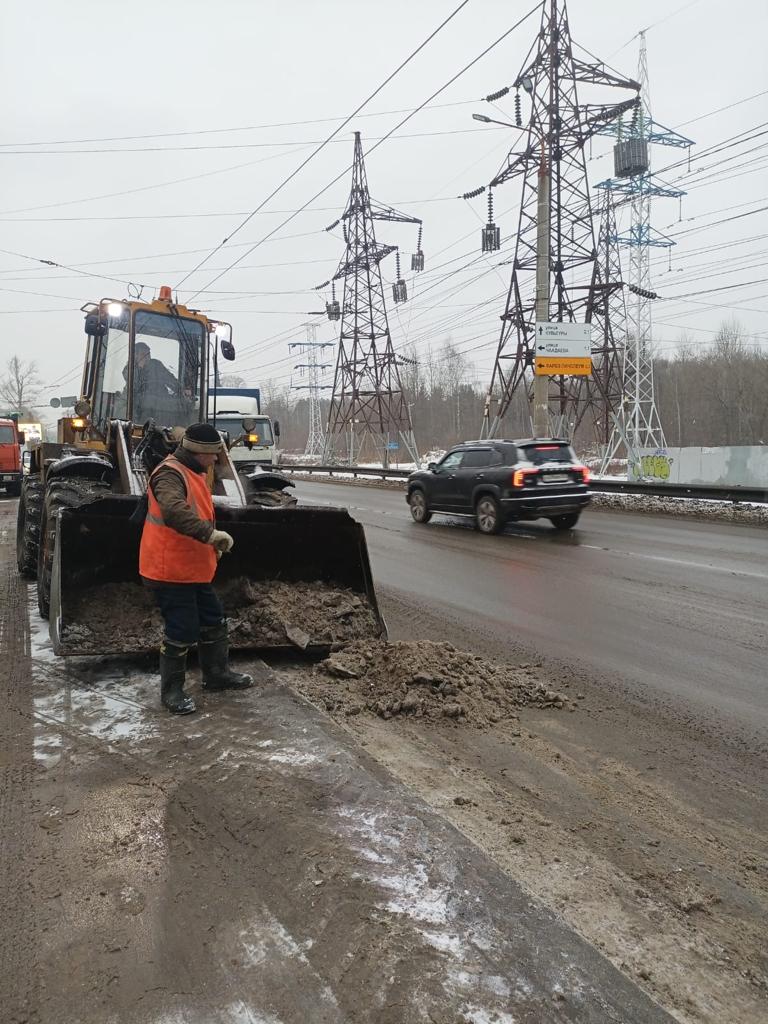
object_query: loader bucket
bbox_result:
[49,497,386,656]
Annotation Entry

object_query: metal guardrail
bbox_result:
[587,478,768,504]
[281,463,409,481]
[280,464,768,504]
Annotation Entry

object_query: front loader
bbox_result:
[18,288,385,656]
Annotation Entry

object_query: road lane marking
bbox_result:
[580,544,768,581]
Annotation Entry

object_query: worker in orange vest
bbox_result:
[139,422,253,714]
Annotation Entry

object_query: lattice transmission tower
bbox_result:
[319,132,423,466]
[469,0,641,442]
[596,33,693,476]
[289,323,332,459]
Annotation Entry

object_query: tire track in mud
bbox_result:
[0,503,44,1024]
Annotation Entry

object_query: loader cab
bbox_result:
[81,294,211,437]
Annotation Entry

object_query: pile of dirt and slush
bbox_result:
[297,639,570,728]
[61,580,381,653]
[221,578,381,647]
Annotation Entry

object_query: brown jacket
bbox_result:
[149,447,214,544]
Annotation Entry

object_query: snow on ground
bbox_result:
[590,489,768,525]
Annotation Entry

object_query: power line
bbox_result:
[674,89,768,129]
[608,0,705,57]
[174,0,474,292]
[185,3,544,303]
[0,146,312,217]
[0,194,459,224]
[663,276,768,300]
[0,125,508,157]
[0,98,482,149]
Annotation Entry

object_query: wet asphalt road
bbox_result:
[295,480,768,736]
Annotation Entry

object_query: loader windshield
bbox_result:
[132,310,205,427]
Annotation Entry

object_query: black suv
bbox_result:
[406,438,590,534]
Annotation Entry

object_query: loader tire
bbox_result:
[37,477,110,620]
[17,476,44,579]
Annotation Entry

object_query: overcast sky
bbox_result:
[1,0,766,418]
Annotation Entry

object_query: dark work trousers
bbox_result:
[147,582,225,646]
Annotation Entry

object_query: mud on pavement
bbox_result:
[1,497,676,1024]
[2,495,765,1024]
[304,588,767,1024]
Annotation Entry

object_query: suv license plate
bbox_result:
[543,474,569,483]
[2,475,12,482]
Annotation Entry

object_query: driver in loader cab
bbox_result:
[139,422,253,714]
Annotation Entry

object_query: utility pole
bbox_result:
[320,132,422,466]
[289,323,332,460]
[533,145,550,437]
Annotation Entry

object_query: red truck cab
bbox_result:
[0,418,23,496]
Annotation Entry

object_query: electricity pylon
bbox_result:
[289,323,332,460]
[596,33,693,477]
[321,132,421,467]
[468,0,640,441]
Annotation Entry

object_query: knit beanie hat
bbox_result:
[181,422,223,454]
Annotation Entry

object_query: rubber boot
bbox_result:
[199,622,253,691]
[160,639,197,715]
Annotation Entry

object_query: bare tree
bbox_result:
[219,372,247,387]
[0,356,40,417]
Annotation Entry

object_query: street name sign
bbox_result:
[534,322,592,376]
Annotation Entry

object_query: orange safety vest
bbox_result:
[139,455,218,584]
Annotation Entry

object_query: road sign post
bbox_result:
[533,322,592,376]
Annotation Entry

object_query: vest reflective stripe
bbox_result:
[139,456,218,584]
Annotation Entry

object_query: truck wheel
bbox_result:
[475,495,505,534]
[37,477,110,619]
[550,513,580,530]
[17,476,43,578]
[409,488,432,524]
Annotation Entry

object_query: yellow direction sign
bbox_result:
[535,356,593,376]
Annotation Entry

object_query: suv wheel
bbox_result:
[409,488,432,524]
[550,513,580,530]
[475,495,504,535]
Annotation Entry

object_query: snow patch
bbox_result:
[266,748,320,767]
[459,1007,517,1024]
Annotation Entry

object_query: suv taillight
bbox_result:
[573,466,590,484]
[512,468,538,487]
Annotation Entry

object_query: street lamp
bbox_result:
[472,113,516,129]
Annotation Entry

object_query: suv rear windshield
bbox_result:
[0,425,16,444]
[519,443,575,465]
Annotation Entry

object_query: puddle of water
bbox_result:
[31,674,160,766]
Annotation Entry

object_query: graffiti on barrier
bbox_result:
[636,450,673,480]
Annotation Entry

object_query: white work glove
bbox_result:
[207,529,234,554]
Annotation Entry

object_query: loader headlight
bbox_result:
[71,417,87,430]
[107,302,125,318]
[248,433,259,443]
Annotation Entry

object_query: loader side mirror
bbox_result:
[84,312,106,337]
[220,339,236,361]
[273,420,281,440]
[18,431,25,444]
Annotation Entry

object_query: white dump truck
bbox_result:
[208,388,281,471]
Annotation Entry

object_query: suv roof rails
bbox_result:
[517,437,568,444]
[456,438,512,446]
